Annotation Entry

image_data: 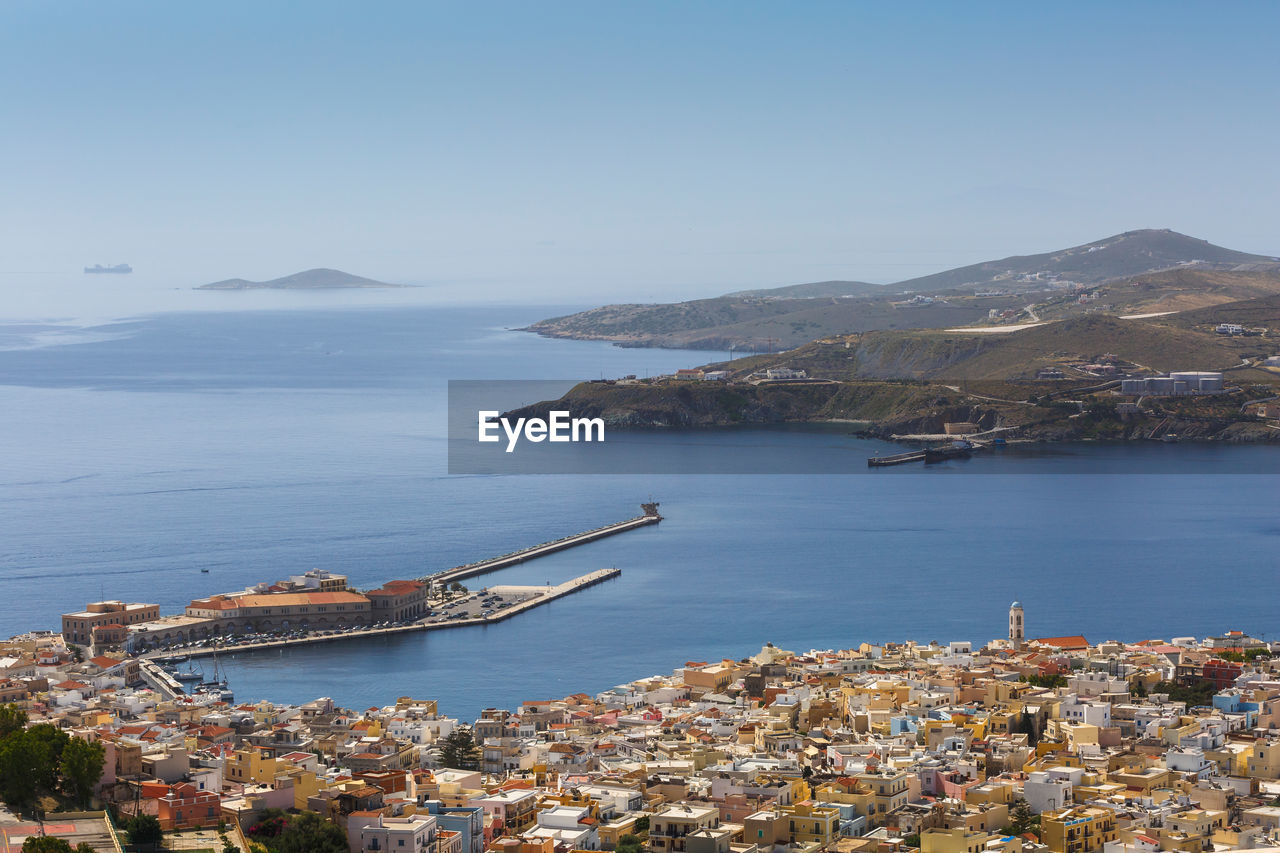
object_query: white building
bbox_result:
[1120,372,1223,396]
[350,814,437,853]
[1024,770,1073,813]
[1164,747,1216,780]
[528,805,599,849]
[1059,695,1112,728]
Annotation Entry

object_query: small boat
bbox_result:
[195,649,232,702]
[924,440,974,464]
[194,685,234,703]
[992,437,1007,447]
[174,662,204,683]
[200,568,210,573]
[1162,434,1180,443]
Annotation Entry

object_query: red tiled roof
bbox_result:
[367,580,425,596]
[1031,635,1090,650]
[236,591,369,607]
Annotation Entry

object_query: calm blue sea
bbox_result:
[1,306,1277,720]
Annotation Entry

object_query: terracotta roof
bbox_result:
[367,580,425,596]
[236,591,369,608]
[189,595,240,611]
[1030,635,1090,650]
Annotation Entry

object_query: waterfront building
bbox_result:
[367,579,430,622]
[185,590,373,634]
[61,600,160,645]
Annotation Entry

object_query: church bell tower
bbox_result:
[1009,601,1025,650]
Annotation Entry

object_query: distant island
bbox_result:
[84,263,132,274]
[196,268,409,290]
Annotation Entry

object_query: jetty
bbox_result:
[867,443,976,467]
[867,450,926,467]
[421,502,661,586]
[138,659,185,700]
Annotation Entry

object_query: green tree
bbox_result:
[59,736,105,808]
[633,816,650,833]
[439,725,481,770]
[271,811,347,853]
[0,732,43,810]
[21,838,96,853]
[124,814,164,846]
[617,835,644,853]
[1014,709,1040,746]
[24,724,70,793]
[0,704,27,738]
[1010,798,1036,835]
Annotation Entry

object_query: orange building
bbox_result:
[158,781,221,830]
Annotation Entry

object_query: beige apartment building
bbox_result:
[62,600,160,645]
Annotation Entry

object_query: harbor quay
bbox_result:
[2,605,1280,853]
[56,504,661,658]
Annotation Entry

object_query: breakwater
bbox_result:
[420,503,661,586]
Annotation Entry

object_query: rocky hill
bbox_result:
[510,311,1280,443]
[890,229,1274,293]
[523,230,1280,351]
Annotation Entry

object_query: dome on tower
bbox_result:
[1010,601,1023,609]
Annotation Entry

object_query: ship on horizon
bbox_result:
[84,263,132,274]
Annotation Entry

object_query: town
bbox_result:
[2,604,1280,853]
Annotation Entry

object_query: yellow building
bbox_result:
[226,747,279,785]
[965,779,1017,807]
[781,802,841,847]
[922,828,1022,853]
[856,770,910,823]
[649,803,722,853]
[812,780,875,822]
[1164,808,1226,842]
[1041,807,1118,853]
[1246,741,1280,780]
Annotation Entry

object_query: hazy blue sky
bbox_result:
[3,1,1278,302]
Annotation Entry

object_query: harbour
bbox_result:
[150,568,622,662]
[129,505,664,665]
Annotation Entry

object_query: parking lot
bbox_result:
[422,588,541,624]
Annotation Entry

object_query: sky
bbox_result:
[2,1,1279,305]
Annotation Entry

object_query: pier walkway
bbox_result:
[138,659,185,699]
[420,504,661,586]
